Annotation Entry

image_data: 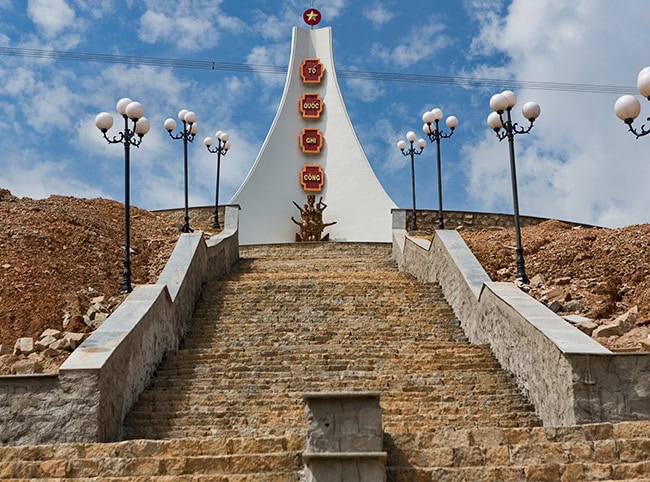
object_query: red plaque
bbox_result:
[300,128,323,154]
[300,164,325,192]
[300,93,323,118]
[303,8,322,26]
[301,58,324,83]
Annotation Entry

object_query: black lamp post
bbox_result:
[203,131,232,229]
[95,97,150,294]
[615,66,650,138]
[397,131,426,231]
[422,108,458,229]
[164,110,199,233]
[487,90,541,285]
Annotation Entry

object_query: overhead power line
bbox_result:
[0,46,635,95]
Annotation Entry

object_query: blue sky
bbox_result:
[1,0,649,227]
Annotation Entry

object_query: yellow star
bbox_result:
[306,10,319,21]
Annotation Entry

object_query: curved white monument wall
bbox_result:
[231,26,396,244]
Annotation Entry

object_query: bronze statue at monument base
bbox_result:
[291,194,336,242]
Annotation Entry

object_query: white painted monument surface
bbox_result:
[230,24,396,245]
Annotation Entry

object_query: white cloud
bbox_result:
[319,0,348,19]
[0,154,105,201]
[370,18,449,69]
[27,0,76,38]
[137,0,244,50]
[362,3,396,28]
[138,11,218,50]
[463,0,650,227]
[344,77,385,104]
[252,12,295,41]
[246,44,289,91]
[71,0,115,20]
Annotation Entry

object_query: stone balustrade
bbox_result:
[392,211,650,426]
[0,206,241,446]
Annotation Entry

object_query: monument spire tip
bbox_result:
[303,7,321,27]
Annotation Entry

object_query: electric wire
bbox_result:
[0,46,635,95]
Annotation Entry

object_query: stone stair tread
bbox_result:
[122,243,548,474]
[0,453,302,479]
[9,243,650,479]
[386,460,650,481]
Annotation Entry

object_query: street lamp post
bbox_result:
[615,66,650,138]
[487,90,541,285]
[95,97,150,294]
[164,110,199,233]
[422,108,458,229]
[203,131,232,229]
[397,131,427,231]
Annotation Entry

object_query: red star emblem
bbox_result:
[303,8,321,26]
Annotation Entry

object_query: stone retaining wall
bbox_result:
[394,208,595,231]
[392,215,650,426]
[0,206,241,446]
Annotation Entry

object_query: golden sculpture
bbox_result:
[291,194,337,242]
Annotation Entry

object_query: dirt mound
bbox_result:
[0,193,180,349]
[460,221,650,352]
[1,191,648,375]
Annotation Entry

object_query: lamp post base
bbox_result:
[181,217,193,233]
[120,262,132,294]
[515,248,529,285]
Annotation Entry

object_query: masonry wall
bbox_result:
[0,206,240,446]
[392,219,650,426]
[397,208,594,232]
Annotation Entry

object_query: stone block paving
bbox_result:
[124,243,539,439]
[1,242,649,480]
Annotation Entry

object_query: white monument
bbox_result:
[230,15,396,245]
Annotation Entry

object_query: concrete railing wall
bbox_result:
[394,208,595,232]
[0,205,240,446]
[392,213,650,426]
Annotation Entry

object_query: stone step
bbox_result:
[143,370,520,387]
[386,461,650,482]
[160,343,491,358]
[149,360,503,377]
[0,436,304,462]
[0,436,304,480]
[124,242,541,458]
[8,243,650,480]
[0,454,300,479]
[1,477,299,482]
[125,401,537,423]
[132,392,533,409]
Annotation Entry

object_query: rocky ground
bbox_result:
[1,190,648,375]
[0,189,221,375]
[459,220,650,352]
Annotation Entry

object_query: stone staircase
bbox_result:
[1,242,649,480]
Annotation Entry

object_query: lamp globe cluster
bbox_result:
[615,66,650,138]
[164,109,199,135]
[204,130,232,151]
[95,97,150,137]
[422,108,458,135]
